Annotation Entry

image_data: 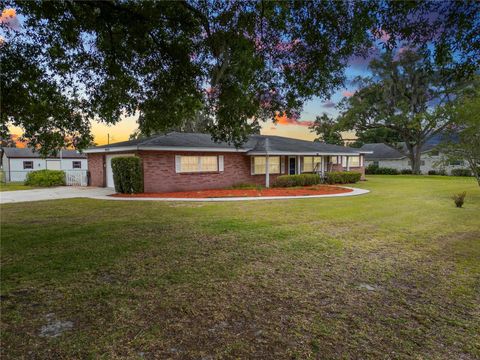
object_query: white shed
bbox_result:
[1,148,88,184]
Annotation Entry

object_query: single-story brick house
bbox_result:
[84,132,371,192]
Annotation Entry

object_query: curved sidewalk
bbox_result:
[92,187,369,202]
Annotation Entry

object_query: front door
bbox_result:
[289,157,296,175]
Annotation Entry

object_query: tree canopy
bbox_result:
[1,1,479,154]
[338,47,467,173]
[309,114,343,145]
[438,78,480,185]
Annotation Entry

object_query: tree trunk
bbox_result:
[409,146,423,174]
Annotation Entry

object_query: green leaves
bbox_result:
[111,157,143,194]
[2,1,479,154]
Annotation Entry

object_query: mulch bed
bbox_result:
[111,185,353,198]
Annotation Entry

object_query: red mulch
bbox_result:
[111,185,353,198]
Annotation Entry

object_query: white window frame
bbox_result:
[251,156,282,175]
[72,161,82,169]
[175,155,223,173]
[342,156,360,167]
[23,161,34,169]
[302,156,322,173]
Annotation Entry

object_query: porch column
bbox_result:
[346,156,350,171]
[265,155,270,188]
[297,156,301,174]
[321,156,325,178]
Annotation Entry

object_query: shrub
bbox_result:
[452,191,466,208]
[25,170,65,187]
[401,169,413,174]
[324,171,361,184]
[111,157,143,194]
[365,164,379,174]
[451,168,472,177]
[274,174,321,187]
[366,164,399,175]
[428,170,437,175]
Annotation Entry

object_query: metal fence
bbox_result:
[0,170,88,186]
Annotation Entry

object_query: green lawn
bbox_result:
[1,176,479,359]
[0,182,36,192]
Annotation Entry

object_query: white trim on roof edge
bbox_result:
[84,146,249,153]
[247,151,367,156]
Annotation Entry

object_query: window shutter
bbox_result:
[251,157,254,175]
[175,155,181,173]
[280,156,285,174]
[219,155,224,172]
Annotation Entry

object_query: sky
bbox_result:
[2,7,373,147]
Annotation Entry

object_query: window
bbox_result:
[23,161,33,169]
[72,161,82,169]
[252,156,280,175]
[176,156,219,173]
[331,156,341,164]
[449,160,463,166]
[342,156,360,167]
[302,156,321,172]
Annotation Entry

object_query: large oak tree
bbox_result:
[339,48,469,173]
[1,1,479,154]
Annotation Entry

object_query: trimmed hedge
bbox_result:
[366,164,399,175]
[111,157,143,194]
[325,171,361,184]
[274,174,321,187]
[451,168,472,177]
[25,170,65,187]
[400,169,413,174]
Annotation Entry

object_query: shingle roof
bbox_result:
[86,132,368,155]
[359,143,406,160]
[2,148,86,159]
[360,135,450,160]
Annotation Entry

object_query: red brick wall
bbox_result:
[140,151,286,193]
[87,153,105,187]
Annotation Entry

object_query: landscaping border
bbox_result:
[95,186,369,202]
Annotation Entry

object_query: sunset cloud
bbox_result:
[8,134,27,148]
[342,90,355,97]
[0,8,21,31]
[275,114,313,127]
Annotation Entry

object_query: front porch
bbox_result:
[250,154,366,187]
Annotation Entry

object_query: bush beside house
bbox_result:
[366,164,400,175]
[324,171,361,184]
[451,168,472,177]
[25,170,65,187]
[274,174,321,187]
[111,157,143,194]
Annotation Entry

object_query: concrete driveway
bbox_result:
[0,187,115,204]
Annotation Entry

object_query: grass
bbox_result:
[0,182,36,192]
[1,175,479,359]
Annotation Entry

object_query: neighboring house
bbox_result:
[360,142,465,174]
[2,148,87,182]
[84,132,372,192]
